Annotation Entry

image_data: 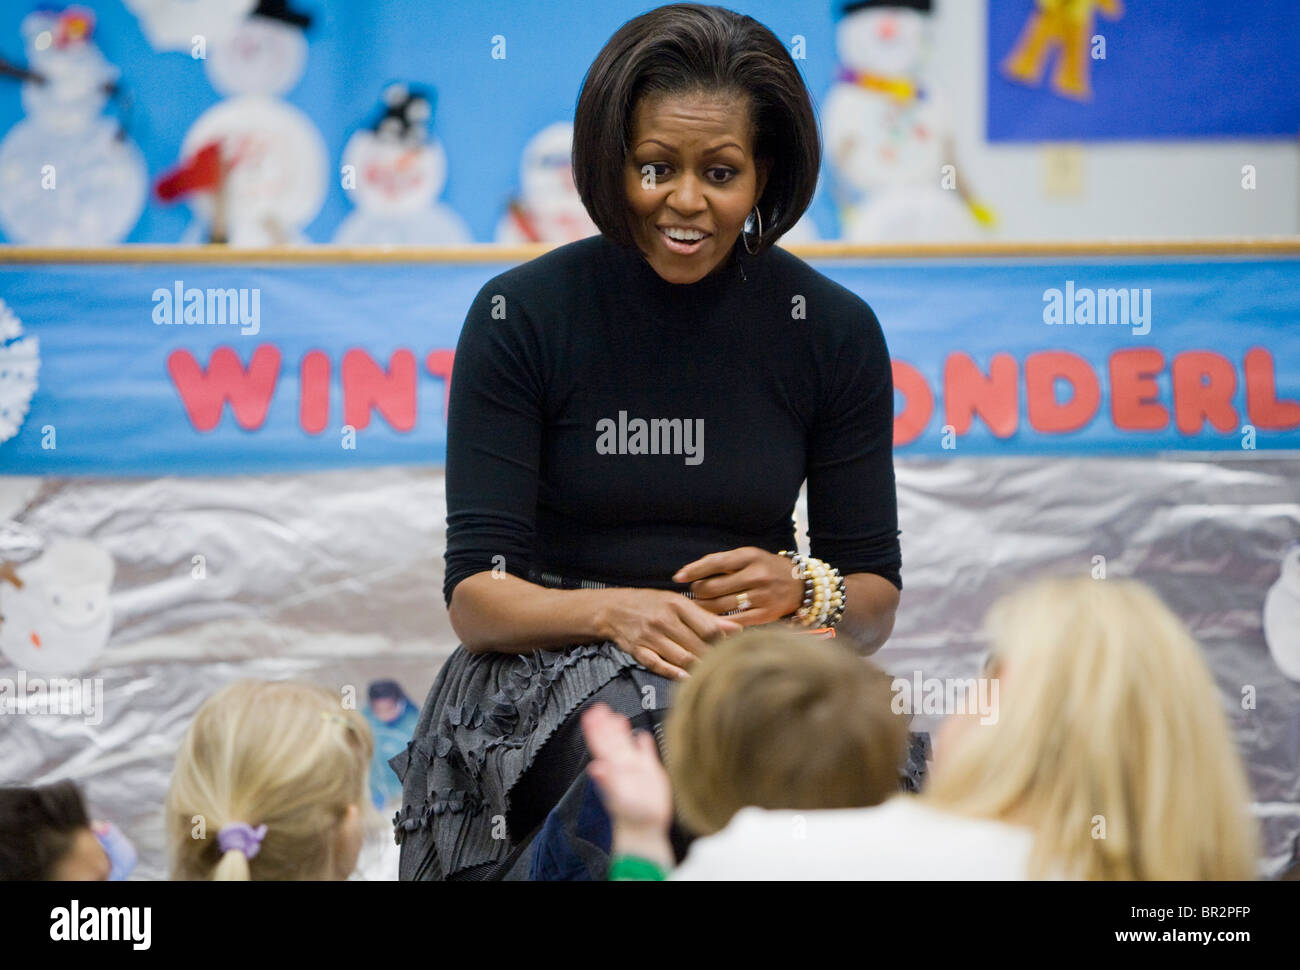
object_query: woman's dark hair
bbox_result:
[0,780,90,881]
[573,3,820,256]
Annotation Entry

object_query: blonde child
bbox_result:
[591,577,1258,880]
[166,680,375,880]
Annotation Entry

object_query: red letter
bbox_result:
[1109,348,1168,431]
[167,345,281,432]
[342,349,417,431]
[1244,347,1300,429]
[891,360,933,446]
[1171,350,1238,434]
[943,352,1018,438]
[1025,351,1100,434]
[299,350,330,435]
[425,349,455,422]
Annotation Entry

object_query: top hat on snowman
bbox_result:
[204,0,313,98]
[371,83,435,147]
[840,0,933,15]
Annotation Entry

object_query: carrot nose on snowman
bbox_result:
[30,631,41,649]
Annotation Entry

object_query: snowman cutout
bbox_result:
[0,7,146,245]
[823,0,989,242]
[1263,542,1300,682]
[493,122,596,244]
[776,209,822,246]
[0,538,115,676]
[773,170,823,246]
[333,84,472,245]
[124,0,256,54]
[0,298,39,447]
[158,0,326,245]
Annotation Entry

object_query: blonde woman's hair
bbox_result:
[664,627,908,836]
[924,576,1258,880]
[166,680,374,881]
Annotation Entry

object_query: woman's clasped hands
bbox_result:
[598,546,803,680]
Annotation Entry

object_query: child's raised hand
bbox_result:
[580,702,673,836]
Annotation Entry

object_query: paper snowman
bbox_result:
[777,210,822,246]
[124,0,255,53]
[0,7,146,245]
[333,84,472,245]
[0,298,39,446]
[493,122,596,244]
[1263,542,1300,682]
[0,538,115,676]
[823,0,979,242]
[770,168,823,246]
[162,0,326,245]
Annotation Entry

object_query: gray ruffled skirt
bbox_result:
[390,636,645,880]
[390,567,931,880]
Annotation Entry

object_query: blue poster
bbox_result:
[988,0,1300,141]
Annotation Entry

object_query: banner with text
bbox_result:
[1,253,1298,475]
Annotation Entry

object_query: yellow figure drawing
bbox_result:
[1001,0,1124,101]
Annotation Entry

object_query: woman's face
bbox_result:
[624,90,770,284]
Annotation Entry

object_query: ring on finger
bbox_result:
[736,590,752,612]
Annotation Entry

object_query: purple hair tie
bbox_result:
[217,822,268,859]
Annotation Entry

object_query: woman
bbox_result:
[589,576,1259,880]
[392,3,903,881]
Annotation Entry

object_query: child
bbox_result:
[582,625,910,878]
[166,680,375,880]
[590,577,1259,880]
[0,780,135,880]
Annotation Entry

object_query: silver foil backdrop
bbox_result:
[1,456,1297,879]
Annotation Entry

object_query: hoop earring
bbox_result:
[742,204,762,255]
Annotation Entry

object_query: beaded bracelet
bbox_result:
[779,550,814,622]
[778,550,847,629]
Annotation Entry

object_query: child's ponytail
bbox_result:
[166,681,373,881]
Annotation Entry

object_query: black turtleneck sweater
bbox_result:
[441,232,901,606]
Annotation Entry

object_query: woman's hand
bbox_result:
[674,546,804,626]
[597,587,741,680]
[581,702,675,869]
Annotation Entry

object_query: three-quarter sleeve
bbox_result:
[442,282,545,606]
[805,303,902,590]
